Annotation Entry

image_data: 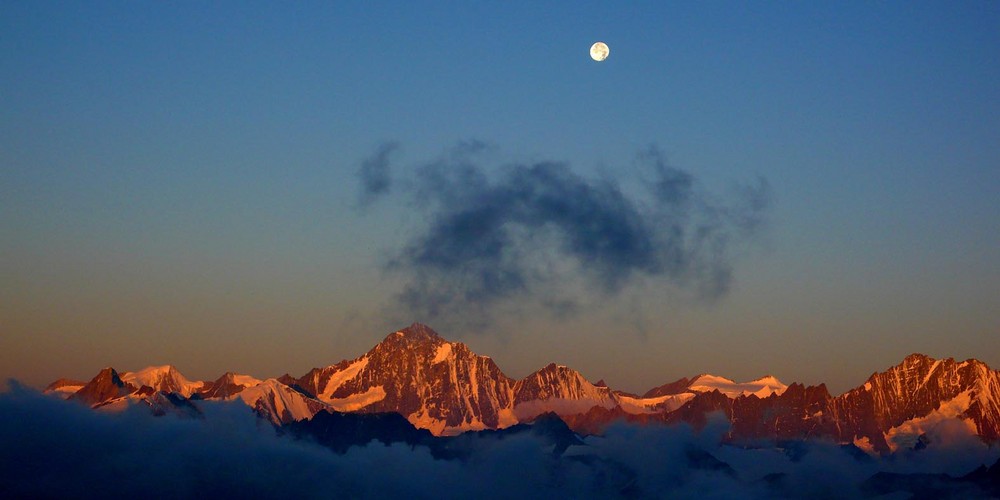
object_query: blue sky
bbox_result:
[2,1,997,393]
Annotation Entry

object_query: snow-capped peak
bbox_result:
[513,363,617,420]
[688,373,788,398]
[229,373,262,388]
[395,322,440,341]
[120,365,205,397]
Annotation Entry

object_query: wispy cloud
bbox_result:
[360,142,771,328]
[356,142,398,209]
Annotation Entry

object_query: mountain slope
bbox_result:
[232,378,328,425]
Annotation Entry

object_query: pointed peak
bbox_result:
[403,322,439,336]
[594,379,608,387]
[71,367,131,406]
[97,367,123,381]
[529,363,579,378]
[895,353,950,371]
[751,375,783,384]
[386,322,444,343]
[692,373,736,385]
[537,362,570,374]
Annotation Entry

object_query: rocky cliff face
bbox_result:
[831,353,1000,452]
[295,323,517,435]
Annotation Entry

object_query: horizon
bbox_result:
[30,322,994,398]
[3,3,997,400]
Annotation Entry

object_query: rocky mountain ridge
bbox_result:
[47,323,1000,453]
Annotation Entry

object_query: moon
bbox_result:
[590,42,609,62]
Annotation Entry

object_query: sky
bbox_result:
[2,1,998,395]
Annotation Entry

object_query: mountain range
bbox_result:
[46,322,1000,454]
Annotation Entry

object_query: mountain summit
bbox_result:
[294,323,516,435]
[395,322,441,341]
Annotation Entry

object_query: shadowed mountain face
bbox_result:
[51,324,1000,454]
[70,367,133,407]
[862,457,1000,499]
[283,409,583,461]
[283,409,436,454]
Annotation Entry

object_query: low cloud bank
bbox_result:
[2,384,997,499]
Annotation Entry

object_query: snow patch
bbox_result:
[432,343,452,364]
[318,357,369,402]
[408,410,448,436]
[328,386,386,412]
[919,359,942,390]
[231,374,262,387]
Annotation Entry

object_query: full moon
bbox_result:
[590,41,609,62]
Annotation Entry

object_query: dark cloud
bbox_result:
[2,384,997,499]
[364,143,771,325]
[356,142,398,208]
